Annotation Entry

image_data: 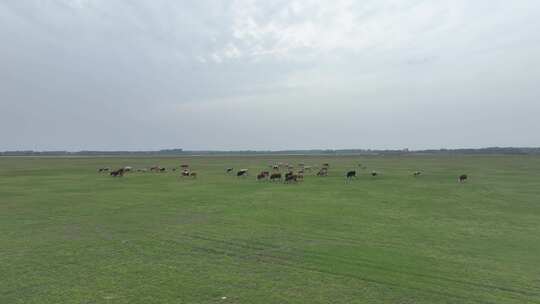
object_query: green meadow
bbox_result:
[1,155,540,304]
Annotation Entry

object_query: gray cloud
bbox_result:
[1,0,539,150]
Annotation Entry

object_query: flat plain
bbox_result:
[1,155,540,304]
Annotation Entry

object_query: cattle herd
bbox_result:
[98,162,469,183]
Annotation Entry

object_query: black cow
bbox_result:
[413,171,421,177]
[110,168,125,177]
[270,173,282,181]
[371,171,378,177]
[284,172,297,183]
[459,174,468,182]
[237,169,248,177]
[226,168,234,174]
[346,170,356,179]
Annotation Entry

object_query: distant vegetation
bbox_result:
[1,147,540,156]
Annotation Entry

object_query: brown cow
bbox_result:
[317,168,328,176]
[257,171,269,180]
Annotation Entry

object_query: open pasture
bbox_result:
[1,155,540,303]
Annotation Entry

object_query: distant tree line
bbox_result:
[1,147,540,156]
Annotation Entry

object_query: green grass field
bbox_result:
[1,155,540,304]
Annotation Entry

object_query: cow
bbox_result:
[413,171,421,177]
[371,171,378,177]
[272,165,279,171]
[150,166,160,172]
[270,173,282,181]
[98,167,110,173]
[317,168,328,176]
[458,174,468,182]
[181,169,191,177]
[180,164,189,169]
[159,167,166,172]
[110,168,125,177]
[284,172,297,183]
[237,169,248,177]
[226,168,234,174]
[322,163,330,168]
[346,170,356,179]
[256,171,269,181]
[124,166,133,172]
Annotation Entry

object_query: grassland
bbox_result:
[1,155,540,304]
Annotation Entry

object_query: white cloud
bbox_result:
[1,0,539,150]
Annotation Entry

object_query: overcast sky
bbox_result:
[1,0,539,151]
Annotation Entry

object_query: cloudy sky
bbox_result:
[1,0,539,151]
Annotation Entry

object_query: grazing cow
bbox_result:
[413,171,421,177]
[270,173,282,181]
[124,166,132,172]
[284,172,298,183]
[237,169,248,177]
[256,171,269,180]
[346,170,356,179]
[459,174,468,182]
[317,168,328,176]
[371,171,378,177]
[226,168,234,174]
[181,169,191,177]
[110,168,125,177]
[159,167,166,172]
[181,164,189,169]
